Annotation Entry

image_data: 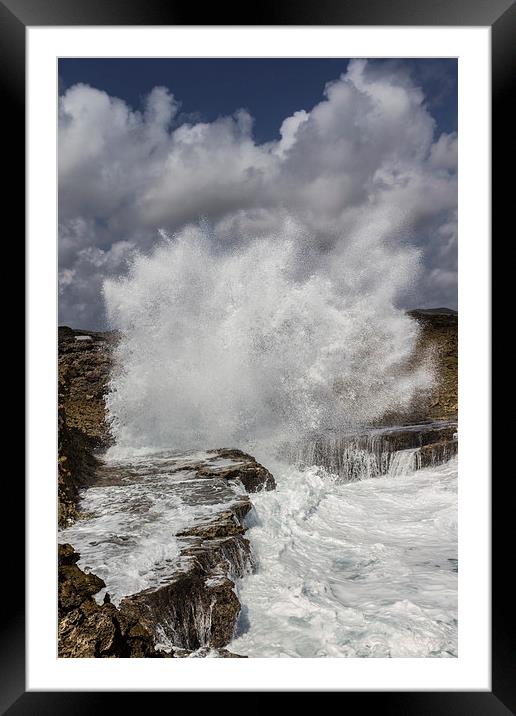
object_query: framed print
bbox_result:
[5,0,511,710]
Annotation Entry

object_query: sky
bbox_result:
[58,58,458,330]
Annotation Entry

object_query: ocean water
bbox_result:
[93,224,456,657]
[229,455,458,658]
[61,446,457,657]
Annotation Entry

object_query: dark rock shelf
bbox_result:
[59,449,275,657]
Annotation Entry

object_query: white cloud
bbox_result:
[275,109,309,157]
[59,60,457,327]
[429,131,458,171]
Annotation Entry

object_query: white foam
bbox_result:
[229,456,457,657]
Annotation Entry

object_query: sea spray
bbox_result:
[103,220,433,453]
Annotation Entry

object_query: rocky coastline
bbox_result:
[57,308,457,657]
[58,326,276,656]
[58,450,274,657]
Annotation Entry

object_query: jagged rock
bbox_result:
[60,446,272,656]
[122,529,252,651]
[58,550,105,612]
[58,333,107,526]
[202,449,276,492]
[173,647,247,658]
[58,327,118,526]
[58,544,171,658]
[58,542,80,565]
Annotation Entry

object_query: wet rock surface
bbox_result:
[367,422,457,452]
[200,449,276,492]
[121,533,249,651]
[59,450,273,656]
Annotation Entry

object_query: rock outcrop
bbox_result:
[70,449,272,655]
[58,326,115,448]
[406,308,458,423]
[200,449,276,492]
[58,327,115,527]
[121,531,250,651]
[59,436,275,658]
[58,397,99,527]
[369,423,457,452]
[58,544,170,658]
[418,439,458,468]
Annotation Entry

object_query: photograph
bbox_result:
[56,56,459,659]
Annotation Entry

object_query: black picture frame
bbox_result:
[6,0,510,710]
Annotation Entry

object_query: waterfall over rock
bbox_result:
[283,422,457,481]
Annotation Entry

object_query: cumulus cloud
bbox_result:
[58,60,457,328]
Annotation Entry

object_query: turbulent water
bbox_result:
[61,442,457,657]
[230,454,458,658]
[86,221,458,658]
[60,451,250,605]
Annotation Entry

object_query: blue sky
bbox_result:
[58,58,458,329]
[59,58,457,145]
